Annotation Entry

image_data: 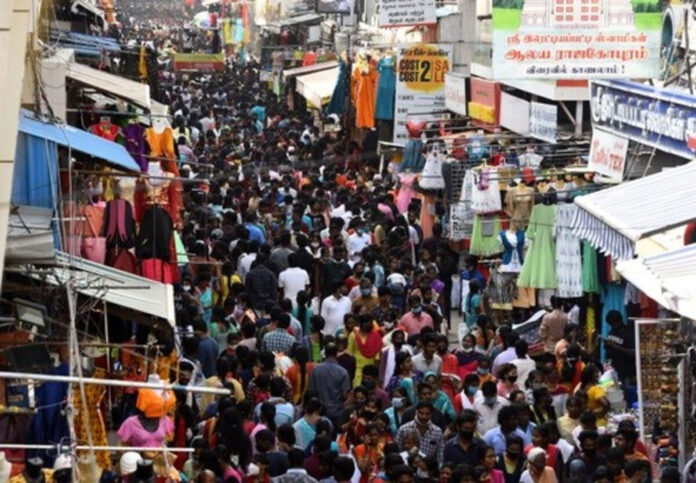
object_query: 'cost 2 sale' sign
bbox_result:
[393,44,452,143]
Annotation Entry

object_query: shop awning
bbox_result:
[295,67,339,108]
[49,30,120,56]
[18,113,140,172]
[5,206,55,265]
[67,61,151,110]
[10,251,176,327]
[616,244,696,320]
[570,162,696,260]
[282,60,339,80]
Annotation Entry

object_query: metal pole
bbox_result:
[0,444,194,453]
[0,371,231,395]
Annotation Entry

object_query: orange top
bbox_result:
[136,388,176,418]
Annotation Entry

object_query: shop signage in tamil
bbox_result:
[590,79,696,160]
[173,53,225,72]
[393,44,452,143]
[529,101,557,144]
[491,0,662,79]
[588,129,629,181]
[380,0,436,27]
[444,72,467,116]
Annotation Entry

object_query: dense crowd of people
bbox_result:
[90,3,653,483]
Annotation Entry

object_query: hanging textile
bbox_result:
[470,215,503,256]
[396,173,418,214]
[554,204,583,298]
[123,123,147,172]
[518,204,557,289]
[504,184,535,230]
[72,368,110,470]
[466,134,488,161]
[352,62,378,129]
[375,56,395,121]
[420,194,436,239]
[471,169,501,214]
[401,139,425,172]
[145,127,177,174]
[28,363,70,466]
[449,169,474,241]
[326,59,349,115]
[599,283,627,363]
[486,269,517,310]
[138,46,148,82]
[419,151,445,190]
[499,229,525,273]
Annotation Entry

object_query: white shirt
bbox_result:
[411,353,442,376]
[237,253,256,281]
[278,267,310,307]
[511,356,537,389]
[320,295,352,335]
[473,396,510,435]
[347,232,372,262]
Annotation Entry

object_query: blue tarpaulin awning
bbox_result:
[18,113,140,172]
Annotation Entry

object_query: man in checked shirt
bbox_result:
[395,401,444,464]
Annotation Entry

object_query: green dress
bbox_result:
[582,242,601,293]
[518,204,557,289]
[470,215,503,256]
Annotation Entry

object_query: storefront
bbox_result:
[468,77,500,128]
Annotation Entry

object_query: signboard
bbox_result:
[316,0,352,14]
[393,44,452,143]
[588,129,629,181]
[173,53,225,72]
[380,0,436,27]
[590,79,696,160]
[444,72,467,116]
[468,78,500,125]
[500,92,530,135]
[529,101,557,144]
[491,0,662,79]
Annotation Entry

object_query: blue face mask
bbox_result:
[477,367,489,375]
[361,288,372,298]
[466,385,479,396]
[412,306,423,315]
[484,396,497,406]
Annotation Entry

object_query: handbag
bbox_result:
[81,209,106,264]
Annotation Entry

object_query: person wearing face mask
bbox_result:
[347,219,372,264]
[385,387,409,437]
[351,278,379,313]
[395,401,443,463]
[360,364,390,409]
[482,404,528,456]
[497,364,520,399]
[530,387,556,426]
[411,333,442,377]
[398,295,434,337]
[443,409,486,467]
[353,422,385,483]
[379,330,412,389]
[475,381,512,436]
[495,435,527,483]
[455,334,481,376]
[346,394,381,447]
[568,430,606,478]
[348,314,382,386]
[454,373,481,413]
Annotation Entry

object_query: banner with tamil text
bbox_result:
[491,0,662,79]
[588,129,629,181]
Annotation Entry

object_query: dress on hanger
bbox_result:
[123,124,147,172]
[467,134,488,161]
[554,204,583,298]
[419,151,446,190]
[499,230,525,273]
[401,139,425,172]
[326,59,349,115]
[352,62,378,129]
[375,56,395,121]
[517,204,557,289]
[145,127,179,175]
[470,215,503,256]
[419,194,436,239]
[136,204,175,283]
[486,268,516,310]
[89,121,120,141]
[518,151,543,168]
[72,368,110,470]
[449,170,475,240]
[471,169,502,214]
[396,173,417,214]
[582,242,601,294]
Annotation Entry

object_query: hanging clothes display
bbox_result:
[72,368,110,470]
[396,173,418,214]
[554,204,583,298]
[471,169,501,214]
[499,229,525,273]
[600,283,627,362]
[89,119,120,142]
[136,204,175,283]
[326,59,349,115]
[449,169,475,241]
[466,134,488,161]
[470,215,503,256]
[517,203,557,289]
[419,150,445,190]
[401,139,425,172]
[582,242,601,294]
[123,123,147,173]
[375,56,395,121]
[28,363,70,465]
[504,183,535,230]
[145,126,178,175]
[419,194,436,239]
[486,268,517,310]
[518,149,543,168]
[352,59,377,129]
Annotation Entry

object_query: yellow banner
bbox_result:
[468,102,496,124]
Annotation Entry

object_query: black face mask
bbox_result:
[362,380,375,389]
[584,448,596,458]
[460,430,474,441]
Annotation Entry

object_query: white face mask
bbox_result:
[182,285,191,292]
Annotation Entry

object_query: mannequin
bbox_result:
[499,228,525,273]
[0,452,10,481]
[504,181,535,231]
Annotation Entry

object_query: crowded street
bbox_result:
[0,0,694,481]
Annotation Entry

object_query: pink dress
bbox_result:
[117,415,174,447]
[396,173,417,214]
